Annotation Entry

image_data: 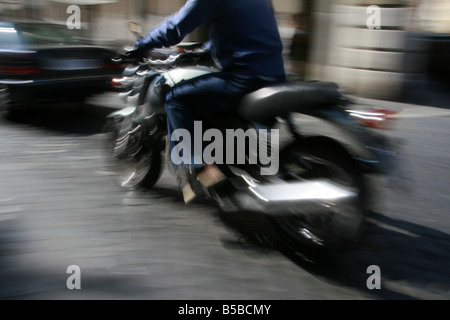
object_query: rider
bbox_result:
[133,0,286,203]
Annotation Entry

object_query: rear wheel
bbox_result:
[272,138,368,255]
[104,118,163,189]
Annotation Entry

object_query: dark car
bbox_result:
[0,21,123,112]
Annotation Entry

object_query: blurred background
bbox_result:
[1,0,449,106]
[0,0,449,300]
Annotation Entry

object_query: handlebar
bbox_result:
[146,54,183,66]
[112,45,211,68]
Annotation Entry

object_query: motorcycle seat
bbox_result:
[238,81,341,126]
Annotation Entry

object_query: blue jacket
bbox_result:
[137,0,286,78]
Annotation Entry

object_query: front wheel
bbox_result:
[271,137,369,255]
[103,118,163,189]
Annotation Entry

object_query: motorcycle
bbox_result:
[103,23,400,256]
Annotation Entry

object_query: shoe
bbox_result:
[182,182,197,204]
[175,166,197,204]
[180,165,226,204]
[197,164,226,188]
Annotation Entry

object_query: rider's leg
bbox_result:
[164,72,283,202]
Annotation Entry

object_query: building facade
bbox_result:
[1,0,448,102]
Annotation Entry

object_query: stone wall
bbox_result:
[310,0,414,100]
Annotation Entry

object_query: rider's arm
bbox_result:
[136,0,217,52]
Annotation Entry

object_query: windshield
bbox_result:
[0,26,21,47]
[17,24,88,46]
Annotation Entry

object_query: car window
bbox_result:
[17,24,87,46]
[0,26,21,47]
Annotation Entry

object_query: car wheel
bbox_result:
[0,85,11,112]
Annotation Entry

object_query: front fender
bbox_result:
[106,106,136,120]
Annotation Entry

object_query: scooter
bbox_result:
[103,23,400,255]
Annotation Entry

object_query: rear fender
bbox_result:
[289,107,397,174]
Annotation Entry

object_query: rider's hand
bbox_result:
[120,46,146,63]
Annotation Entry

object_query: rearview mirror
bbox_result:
[128,22,143,39]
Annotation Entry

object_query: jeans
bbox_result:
[165,71,285,168]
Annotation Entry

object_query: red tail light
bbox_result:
[0,66,42,75]
[103,62,124,69]
[349,108,399,130]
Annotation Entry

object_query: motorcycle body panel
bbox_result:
[163,66,217,87]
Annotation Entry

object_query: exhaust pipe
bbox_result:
[229,179,357,216]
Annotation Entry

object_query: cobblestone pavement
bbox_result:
[0,95,449,300]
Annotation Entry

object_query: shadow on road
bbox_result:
[3,100,118,135]
[0,217,148,300]
[276,211,450,300]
